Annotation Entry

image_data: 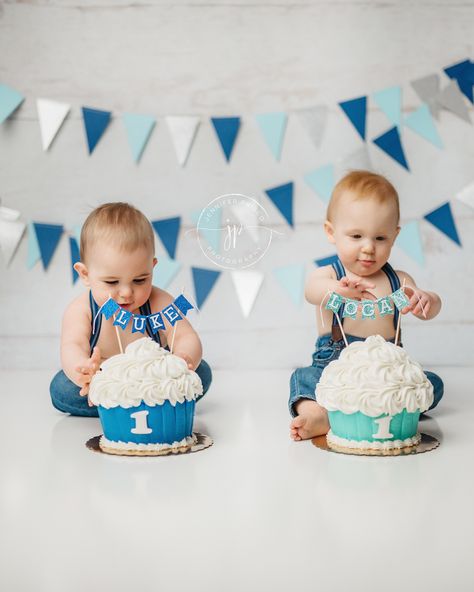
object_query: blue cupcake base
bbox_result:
[98,400,195,445]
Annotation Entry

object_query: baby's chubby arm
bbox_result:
[396,271,442,320]
[60,296,101,393]
[150,287,202,371]
[304,266,376,305]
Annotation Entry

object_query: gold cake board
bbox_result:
[312,432,439,456]
[86,432,213,457]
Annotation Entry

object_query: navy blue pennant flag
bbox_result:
[373,126,409,171]
[69,236,80,284]
[424,202,461,246]
[211,117,241,162]
[33,223,64,270]
[444,59,474,104]
[152,217,181,259]
[265,182,294,227]
[174,294,194,316]
[82,107,112,154]
[191,267,221,308]
[339,96,367,140]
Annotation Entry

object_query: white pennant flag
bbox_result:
[456,181,474,209]
[229,201,260,244]
[231,270,264,318]
[165,116,200,166]
[37,98,71,151]
[295,105,328,150]
[0,206,26,266]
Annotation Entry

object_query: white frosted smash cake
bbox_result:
[88,338,203,456]
[316,335,433,454]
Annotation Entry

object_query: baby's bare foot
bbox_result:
[290,400,329,441]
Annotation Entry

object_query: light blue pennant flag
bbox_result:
[372,126,409,171]
[373,86,402,126]
[0,84,24,124]
[424,202,461,246]
[339,96,367,140]
[174,294,194,316]
[162,303,181,326]
[404,104,443,149]
[132,315,148,334]
[82,107,112,154]
[191,267,221,309]
[148,312,165,333]
[191,208,221,254]
[273,264,305,306]
[152,217,181,259]
[255,112,287,160]
[122,113,156,163]
[152,256,182,289]
[27,222,41,269]
[264,182,294,227]
[72,224,82,248]
[113,309,132,330]
[101,298,120,320]
[396,220,425,266]
[69,237,80,284]
[211,117,241,162]
[304,164,334,204]
[33,222,64,270]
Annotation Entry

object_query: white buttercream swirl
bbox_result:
[89,338,203,408]
[316,335,434,416]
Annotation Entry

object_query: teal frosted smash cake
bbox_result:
[88,338,202,456]
[316,335,434,453]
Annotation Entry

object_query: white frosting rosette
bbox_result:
[88,337,203,409]
[316,335,433,417]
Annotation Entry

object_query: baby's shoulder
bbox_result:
[308,264,336,281]
[393,268,417,287]
[63,291,91,322]
[148,286,175,311]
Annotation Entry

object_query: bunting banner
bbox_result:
[93,294,194,334]
[211,116,240,162]
[0,205,25,266]
[295,105,328,151]
[424,202,462,246]
[82,107,112,154]
[0,83,24,124]
[404,104,443,149]
[273,263,305,306]
[264,182,294,227]
[231,270,264,317]
[255,112,287,160]
[36,98,70,151]
[325,287,410,320]
[152,256,182,289]
[69,237,80,284]
[437,81,471,123]
[339,96,367,141]
[456,180,474,210]
[372,126,409,171]
[33,222,64,270]
[410,74,442,119]
[122,113,156,163]
[304,164,335,204]
[191,267,221,308]
[165,116,200,167]
[444,59,474,104]
[372,86,402,127]
[395,220,425,266]
[152,217,181,259]
[190,208,222,253]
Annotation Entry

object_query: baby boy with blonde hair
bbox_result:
[50,202,212,416]
[289,170,443,441]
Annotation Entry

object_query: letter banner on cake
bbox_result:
[94,294,194,334]
[325,288,410,319]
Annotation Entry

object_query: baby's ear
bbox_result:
[152,257,158,267]
[324,220,336,243]
[74,262,90,285]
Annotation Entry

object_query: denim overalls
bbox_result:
[288,258,444,417]
[50,292,212,417]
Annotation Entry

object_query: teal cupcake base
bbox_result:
[327,409,421,450]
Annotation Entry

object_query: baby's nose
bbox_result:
[119,285,133,298]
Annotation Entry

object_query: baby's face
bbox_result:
[325,193,400,277]
[82,244,156,310]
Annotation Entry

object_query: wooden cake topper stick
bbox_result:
[394,278,406,347]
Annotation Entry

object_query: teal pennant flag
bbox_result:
[0,84,24,124]
[396,220,425,266]
[404,104,443,149]
[304,164,334,204]
[373,86,402,126]
[153,257,182,289]
[255,112,287,160]
[123,113,156,163]
[273,264,305,306]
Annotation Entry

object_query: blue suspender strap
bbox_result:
[381,262,401,329]
[331,257,346,326]
[140,300,161,345]
[89,291,102,353]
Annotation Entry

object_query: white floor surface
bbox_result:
[1,367,473,592]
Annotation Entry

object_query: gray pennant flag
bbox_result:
[338,146,373,176]
[411,74,442,119]
[437,80,471,123]
[295,105,328,150]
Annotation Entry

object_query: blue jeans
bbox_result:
[50,359,213,417]
[289,334,444,417]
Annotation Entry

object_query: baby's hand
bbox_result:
[75,346,101,402]
[174,351,194,370]
[337,276,376,301]
[400,286,430,318]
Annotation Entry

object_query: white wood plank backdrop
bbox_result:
[0,0,473,370]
